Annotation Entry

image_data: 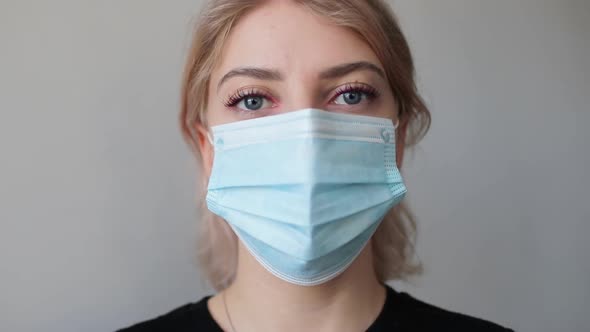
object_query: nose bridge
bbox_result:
[279,71,321,112]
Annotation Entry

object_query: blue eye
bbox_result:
[332,83,379,106]
[224,89,273,111]
[334,91,365,105]
[237,95,270,111]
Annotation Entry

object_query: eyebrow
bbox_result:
[216,61,386,90]
[217,67,283,90]
[319,61,386,80]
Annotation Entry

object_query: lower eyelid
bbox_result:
[231,96,275,112]
[332,91,377,104]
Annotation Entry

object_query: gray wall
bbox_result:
[0,1,588,331]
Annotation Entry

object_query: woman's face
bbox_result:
[198,0,398,173]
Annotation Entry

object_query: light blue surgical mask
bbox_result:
[206,108,406,286]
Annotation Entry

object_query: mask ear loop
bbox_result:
[207,132,214,145]
[393,119,400,130]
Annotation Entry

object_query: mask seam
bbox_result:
[212,112,392,134]
[217,135,387,151]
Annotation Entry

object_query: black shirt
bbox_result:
[117,285,513,331]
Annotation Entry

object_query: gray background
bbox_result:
[1,0,588,331]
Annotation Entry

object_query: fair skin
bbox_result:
[195,1,400,331]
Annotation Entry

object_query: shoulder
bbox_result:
[115,296,221,332]
[375,286,514,332]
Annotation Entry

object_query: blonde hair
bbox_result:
[180,0,431,291]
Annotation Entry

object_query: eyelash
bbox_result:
[223,88,274,108]
[329,82,380,103]
[222,82,380,108]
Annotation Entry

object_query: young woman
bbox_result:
[118,0,513,331]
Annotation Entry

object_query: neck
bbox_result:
[223,240,386,332]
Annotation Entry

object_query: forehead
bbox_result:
[212,1,382,81]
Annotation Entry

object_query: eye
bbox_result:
[237,95,270,111]
[334,91,364,105]
[331,83,379,106]
[224,88,274,112]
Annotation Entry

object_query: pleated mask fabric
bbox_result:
[206,108,406,286]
